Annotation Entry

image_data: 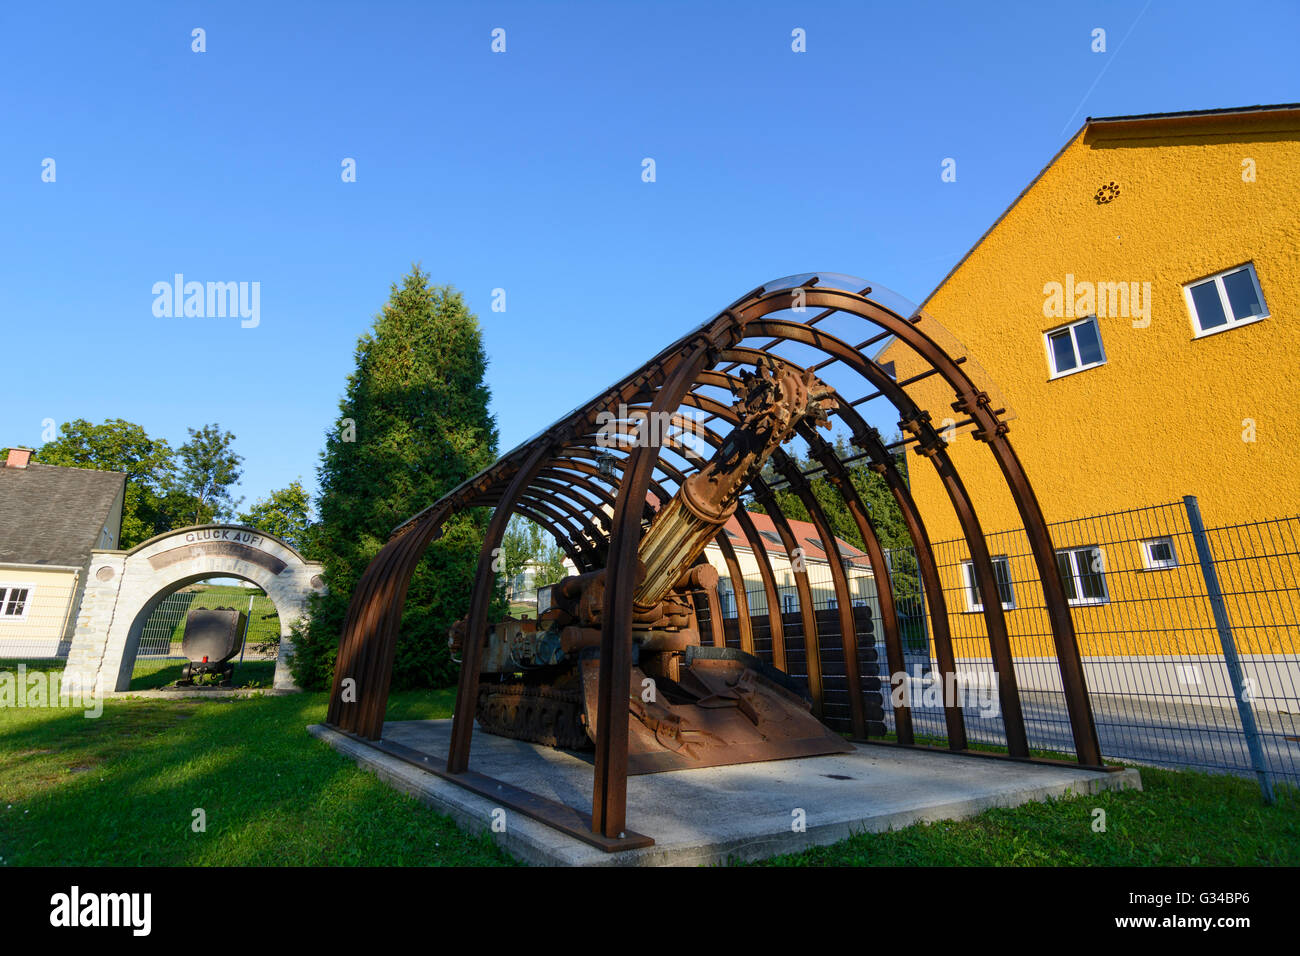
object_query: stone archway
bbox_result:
[63,525,325,693]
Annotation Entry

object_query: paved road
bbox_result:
[893,687,1300,786]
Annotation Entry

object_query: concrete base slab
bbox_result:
[308,719,1141,866]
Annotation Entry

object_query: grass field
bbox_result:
[0,685,1295,867]
[0,688,513,866]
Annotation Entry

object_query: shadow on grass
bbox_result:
[0,691,516,866]
[129,659,278,691]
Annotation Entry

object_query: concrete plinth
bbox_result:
[308,719,1141,866]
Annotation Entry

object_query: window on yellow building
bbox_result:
[1141,537,1178,570]
[0,585,33,621]
[1055,547,1109,605]
[1044,316,1106,379]
[961,557,1015,612]
[1184,263,1268,337]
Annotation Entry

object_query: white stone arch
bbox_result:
[64,525,325,693]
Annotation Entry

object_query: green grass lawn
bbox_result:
[0,689,515,866]
[751,766,1298,866]
[0,685,1295,866]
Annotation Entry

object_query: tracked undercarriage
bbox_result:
[475,679,589,750]
[451,356,855,773]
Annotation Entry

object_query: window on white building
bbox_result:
[0,585,33,621]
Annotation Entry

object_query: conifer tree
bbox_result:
[292,266,498,689]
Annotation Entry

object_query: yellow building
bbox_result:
[877,104,1300,698]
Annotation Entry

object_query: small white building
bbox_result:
[703,510,878,617]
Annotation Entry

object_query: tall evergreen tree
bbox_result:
[292,266,499,690]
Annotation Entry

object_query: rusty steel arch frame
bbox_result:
[324,272,1104,851]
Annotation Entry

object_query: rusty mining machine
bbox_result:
[449,356,857,773]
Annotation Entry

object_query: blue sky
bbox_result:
[2,0,1296,513]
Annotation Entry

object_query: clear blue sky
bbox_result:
[3,1,1296,512]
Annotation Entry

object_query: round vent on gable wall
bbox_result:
[1094,181,1121,204]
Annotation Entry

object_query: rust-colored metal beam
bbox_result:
[852,424,967,750]
[772,447,868,739]
[593,337,716,839]
[738,317,1029,758]
[732,506,788,668]
[513,504,588,571]
[799,425,913,744]
[714,529,754,653]
[448,441,559,772]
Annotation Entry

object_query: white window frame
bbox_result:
[1043,315,1107,380]
[961,557,1015,613]
[1056,546,1110,606]
[1184,262,1269,339]
[0,584,34,622]
[1141,537,1178,570]
[781,593,797,614]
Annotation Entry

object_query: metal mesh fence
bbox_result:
[711,498,1300,792]
[135,586,281,658]
[0,582,281,668]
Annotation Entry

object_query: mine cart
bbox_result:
[177,607,246,686]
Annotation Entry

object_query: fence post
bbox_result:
[235,594,253,676]
[1183,495,1275,803]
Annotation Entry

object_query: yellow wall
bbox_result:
[879,110,1300,658]
[885,110,1300,536]
[0,566,81,654]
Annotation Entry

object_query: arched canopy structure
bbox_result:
[325,272,1103,851]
